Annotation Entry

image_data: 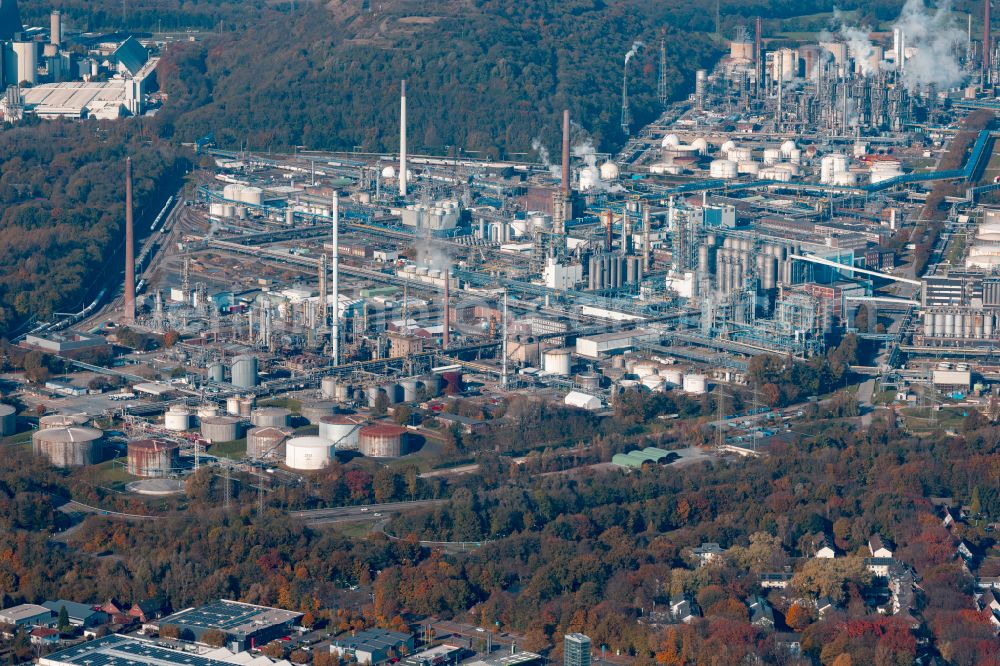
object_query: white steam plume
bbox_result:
[892,0,966,90]
[624,40,644,65]
[531,137,561,177]
[841,25,875,76]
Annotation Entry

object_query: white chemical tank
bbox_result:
[683,373,708,394]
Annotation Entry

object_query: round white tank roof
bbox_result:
[662,133,680,147]
[381,166,396,179]
[599,161,620,180]
[287,436,333,447]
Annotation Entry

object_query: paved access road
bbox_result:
[290,499,448,525]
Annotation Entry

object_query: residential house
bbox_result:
[811,534,836,559]
[868,535,894,559]
[864,557,894,578]
[760,572,794,589]
[956,541,974,563]
[691,542,724,566]
[748,596,775,629]
[100,600,124,615]
[129,598,168,624]
[669,595,699,624]
[816,597,836,618]
[977,588,1000,614]
[773,632,802,658]
[42,600,107,628]
[29,627,60,646]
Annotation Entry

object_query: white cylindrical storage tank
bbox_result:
[285,436,333,470]
[832,171,858,186]
[662,133,680,147]
[599,161,620,180]
[820,155,836,183]
[39,414,89,428]
[207,363,225,383]
[164,405,192,431]
[944,313,956,337]
[727,147,752,162]
[32,427,103,468]
[641,376,665,392]
[0,404,15,436]
[923,312,934,338]
[247,426,293,459]
[241,186,263,206]
[399,377,421,402]
[226,396,242,416]
[737,160,760,175]
[662,368,684,386]
[200,416,242,443]
[985,312,995,338]
[231,355,259,389]
[789,148,802,164]
[933,312,945,337]
[197,404,219,419]
[578,167,598,191]
[683,373,708,394]
[319,414,367,448]
[710,159,738,179]
[763,148,782,165]
[321,376,341,400]
[780,140,797,157]
[543,349,572,375]
[251,407,291,428]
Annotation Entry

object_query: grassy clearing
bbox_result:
[208,439,247,459]
[259,397,302,413]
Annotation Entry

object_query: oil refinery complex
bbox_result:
[12,1,1000,489]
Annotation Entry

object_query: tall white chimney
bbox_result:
[399,79,407,197]
[331,191,340,366]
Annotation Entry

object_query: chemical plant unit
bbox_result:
[0,0,160,121]
[15,2,1000,487]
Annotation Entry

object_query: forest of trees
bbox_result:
[0,122,189,336]
[151,0,722,157]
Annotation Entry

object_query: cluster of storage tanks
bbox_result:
[221,184,264,206]
[619,359,708,394]
[922,309,996,340]
[964,218,1000,270]
[701,236,795,294]
[587,253,644,290]
[708,139,801,181]
[204,355,258,389]
[284,421,409,470]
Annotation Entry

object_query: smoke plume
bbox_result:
[624,41,644,65]
[892,0,966,90]
[531,137,561,177]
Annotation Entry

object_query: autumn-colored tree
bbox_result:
[785,603,812,631]
[159,624,180,639]
[261,642,287,659]
[832,654,852,666]
[201,629,227,647]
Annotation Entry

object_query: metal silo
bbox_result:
[247,426,293,459]
[32,426,103,467]
[200,416,242,443]
[358,424,408,457]
[127,439,180,478]
[301,401,336,424]
[231,355,259,389]
[207,363,225,383]
[251,407,291,428]
[0,404,15,436]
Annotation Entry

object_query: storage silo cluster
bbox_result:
[587,254,643,290]
[231,355,259,389]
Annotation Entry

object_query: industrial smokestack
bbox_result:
[331,191,339,366]
[399,80,407,197]
[50,10,61,45]
[123,157,135,323]
[642,203,651,272]
[561,109,570,196]
[443,268,450,349]
[985,0,992,79]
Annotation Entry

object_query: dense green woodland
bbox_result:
[0,400,998,664]
[0,123,188,335]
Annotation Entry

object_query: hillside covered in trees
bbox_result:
[153,0,724,157]
[0,123,189,336]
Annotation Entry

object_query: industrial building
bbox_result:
[154,599,302,651]
[329,628,414,665]
[40,635,253,666]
